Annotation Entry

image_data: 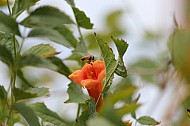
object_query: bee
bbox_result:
[81,55,95,65]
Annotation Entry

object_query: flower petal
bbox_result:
[81,79,99,89]
[92,60,105,77]
[98,70,106,82]
[68,70,84,84]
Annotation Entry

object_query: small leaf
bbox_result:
[72,7,93,29]
[0,11,20,35]
[116,103,140,117]
[12,0,40,18]
[95,35,117,90]
[72,38,88,56]
[137,116,160,125]
[0,85,7,100]
[19,55,57,70]
[23,44,58,58]
[13,103,40,126]
[65,82,90,103]
[0,32,20,58]
[13,87,49,101]
[0,45,13,66]
[28,26,77,48]
[187,109,190,118]
[111,37,128,77]
[29,102,66,126]
[76,99,96,126]
[47,57,71,77]
[21,6,73,28]
[65,0,75,7]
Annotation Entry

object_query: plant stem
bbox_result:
[6,0,12,16]
[76,104,81,122]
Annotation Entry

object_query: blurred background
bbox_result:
[1,0,190,125]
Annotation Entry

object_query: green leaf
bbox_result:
[12,0,40,18]
[23,44,58,58]
[19,55,58,70]
[111,37,128,77]
[116,103,140,117]
[72,7,93,29]
[29,102,66,126]
[76,99,96,126]
[0,85,7,100]
[47,57,71,77]
[65,0,75,7]
[137,116,160,125]
[187,109,190,118]
[0,11,20,35]
[21,6,73,28]
[13,103,40,126]
[87,117,116,126]
[13,87,49,101]
[95,35,117,90]
[28,26,77,48]
[0,45,13,66]
[72,38,88,56]
[65,82,90,103]
[0,32,20,57]
[17,70,35,89]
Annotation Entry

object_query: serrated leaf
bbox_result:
[0,11,20,35]
[87,117,116,126]
[0,45,13,66]
[47,57,71,77]
[76,99,96,126]
[23,44,58,58]
[116,103,140,117]
[28,26,77,48]
[13,103,40,126]
[17,70,35,89]
[65,0,75,7]
[137,116,160,125]
[12,0,40,18]
[111,37,128,77]
[21,6,73,28]
[13,87,49,101]
[73,7,93,29]
[29,102,66,126]
[0,32,20,58]
[65,82,90,103]
[95,35,117,90]
[19,55,58,70]
[0,85,7,100]
[72,38,88,56]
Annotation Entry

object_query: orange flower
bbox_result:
[69,60,105,112]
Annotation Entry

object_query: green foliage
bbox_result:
[168,29,190,83]
[72,7,93,29]
[0,45,13,66]
[19,55,58,70]
[23,44,58,58]
[28,26,77,48]
[12,0,40,18]
[95,35,117,90]
[65,0,75,7]
[137,116,160,125]
[0,11,21,35]
[29,102,66,126]
[76,99,96,126]
[87,117,116,126]
[65,82,90,103]
[0,85,7,100]
[13,103,40,126]
[13,87,49,101]
[0,33,19,57]
[111,36,128,77]
[47,57,71,77]
[21,6,73,28]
